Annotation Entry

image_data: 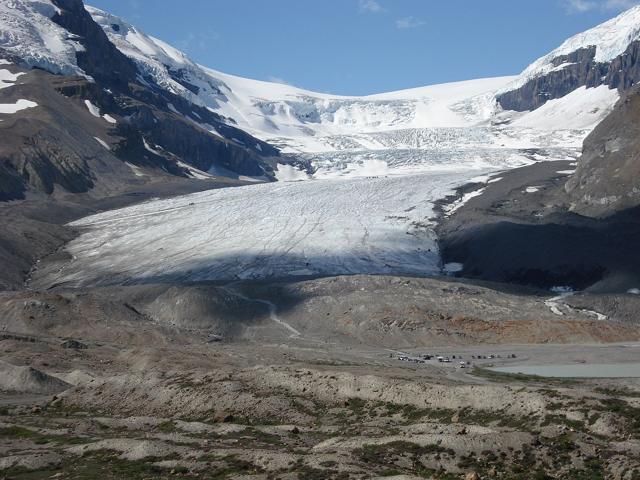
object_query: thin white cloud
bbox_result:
[267,76,293,86]
[563,0,640,12]
[177,32,220,53]
[359,0,384,13]
[564,0,597,11]
[395,16,427,29]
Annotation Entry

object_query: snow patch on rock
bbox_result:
[0,98,37,113]
[0,68,24,89]
[94,137,110,150]
[443,263,464,275]
[444,187,487,216]
[175,160,213,180]
[125,162,146,177]
[84,99,100,117]
[103,113,116,124]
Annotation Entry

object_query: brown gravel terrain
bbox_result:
[2,273,640,479]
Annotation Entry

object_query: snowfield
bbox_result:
[40,171,489,288]
[0,67,24,89]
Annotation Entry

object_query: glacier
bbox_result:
[21,2,635,286]
[36,171,486,287]
[1,2,622,176]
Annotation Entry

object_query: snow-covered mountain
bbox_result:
[2,0,634,188]
[497,6,640,112]
[87,5,514,144]
[0,0,637,191]
[0,0,84,76]
[83,5,640,179]
[500,5,640,94]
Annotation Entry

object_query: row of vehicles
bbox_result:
[391,352,518,369]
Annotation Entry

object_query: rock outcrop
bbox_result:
[494,6,640,219]
[566,85,640,217]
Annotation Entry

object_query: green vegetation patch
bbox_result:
[0,452,187,479]
[541,414,587,432]
[596,397,640,436]
[0,425,89,446]
[594,386,640,398]
[355,439,455,476]
[471,367,580,386]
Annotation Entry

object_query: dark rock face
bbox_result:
[52,0,278,173]
[0,200,80,291]
[604,41,640,91]
[437,161,640,292]
[0,161,27,202]
[12,127,96,195]
[566,85,640,217]
[51,0,139,90]
[0,70,129,201]
[61,339,88,349]
[168,68,202,95]
[498,47,603,112]
[140,117,269,177]
[440,216,640,291]
[497,42,640,112]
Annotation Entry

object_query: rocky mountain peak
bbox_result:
[497,6,640,112]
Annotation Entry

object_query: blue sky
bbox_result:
[88,0,639,95]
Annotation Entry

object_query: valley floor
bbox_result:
[2,321,640,479]
[3,160,640,479]
[4,1,640,477]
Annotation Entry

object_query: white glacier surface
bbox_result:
[40,171,491,287]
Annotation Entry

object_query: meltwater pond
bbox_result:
[489,363,640,378]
